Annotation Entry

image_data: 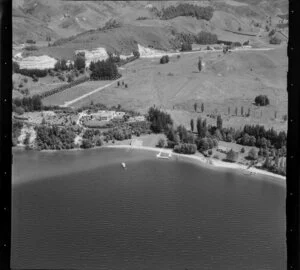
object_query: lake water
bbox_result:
[12,148,286,270]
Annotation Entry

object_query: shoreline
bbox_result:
[13,144,286,183]
[103,145,286,183]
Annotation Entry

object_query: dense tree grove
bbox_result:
[174,143,197,154]
[196,31,218,44]
[181,42,192,52]
[54,59,68,71]
[161,4,214,21]
[90,59,120,80]
[13,95,43,112]
[35,125,76,150]
[255,95,270,106]
[147,107,173,133]
[226,149,239,162]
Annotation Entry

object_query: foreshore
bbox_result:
[104,144,286,183]
[14,143,286,184]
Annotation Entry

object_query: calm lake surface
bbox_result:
[12,148,286,270]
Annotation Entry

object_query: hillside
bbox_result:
[13,0,288,50]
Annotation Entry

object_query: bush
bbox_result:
[26,39,36,44]
[24,45,38,51]
[181,42,192,52]
[225,149,239,162]
[174,143,197,154]
[269,36,281,45]
[208,149,213,155]
[255,95,270,106]
[241,147,245,153]
[81,139,93,149]
[247,148,258,160]
[157,138,166,148]
[160,55,169,64]
[58,74,65,81]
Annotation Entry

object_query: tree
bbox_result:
[255,95,270,106]
[216,115,223,130]
[274,111,277,119]
[196,117,202,137]
[32,95,42,111]
[201,103,204,113]
[241,106,244,116]
[157,138,166,148]
[226,149,239,162]
[263,149,271,168]
[181,42,192,52]
[160,55,169,64]
[74,53,86,70]
[248,108,250,117]
[133,50,140,58]
[269,36,281,45]
[235,107,238,116]
[190,119,194,132]
[194,102,198,112]
[196,138,210,152]
[248,148,258,160]
[174,143,197,154]
[198,57,202,72]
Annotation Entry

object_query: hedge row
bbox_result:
[40,75,90,99]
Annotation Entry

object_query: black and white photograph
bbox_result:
[5,0,295,269]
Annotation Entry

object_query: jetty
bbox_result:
[156,150,172,159]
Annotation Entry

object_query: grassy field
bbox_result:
[70,46,287,132]
[42,80,112,106]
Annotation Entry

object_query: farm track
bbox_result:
[63,77,124,107]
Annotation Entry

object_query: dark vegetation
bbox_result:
[196,31,218,44]
[13,95,42,112]
[181,42,192,52]
[160,4,214,21]
[160,55,170,64]
[12,120,23,146]
[90,59,121,80]
[35,125,76,150]
[269,36,282,45]
[254,95,270,106]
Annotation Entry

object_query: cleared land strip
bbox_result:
[63,77,123,107]
[140,47,275,58]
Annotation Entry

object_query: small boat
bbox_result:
[121,162,126,169]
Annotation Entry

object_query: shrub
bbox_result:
[26,39,36,44]
[58,74,65,81]
[247,148,258,160]
[14,106,25,115]
[181,42,192,52]
[81,139,93,149]
[269,36,281,45]
[174,143,197,154]
[74,53,86,70]
[225,149,239,162]
[255,95,270,106]
[208,149,213,155]
[133,50,140,58]
[157,138,166,148]
[213,154,220,159]
[160,55,169,64]
[241,147,245,153]
[24,45,38,51]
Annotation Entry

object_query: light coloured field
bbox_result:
[71,46,287,132]
[42,80,113,106]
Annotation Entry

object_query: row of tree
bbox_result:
[90,59,121,80]
[160,4,214,21]
[13,95,43,112]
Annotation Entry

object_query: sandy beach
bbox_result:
[104,144,286,183]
